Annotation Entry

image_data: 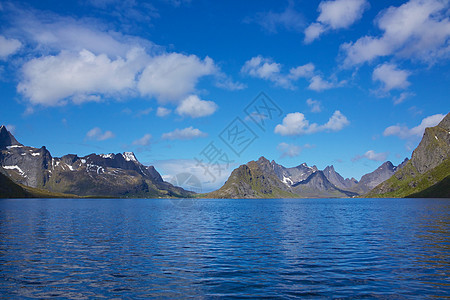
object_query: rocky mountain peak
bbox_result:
[122,152,138,162]
[0,125,23,150]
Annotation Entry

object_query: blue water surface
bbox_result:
[0,198,448,299]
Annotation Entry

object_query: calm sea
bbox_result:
[0,198,448,299]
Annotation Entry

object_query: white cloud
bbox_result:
[0,35,21,59]
[7,7,238,108]
[153,158,233,192]
[162,127,208,140]
[383,113,445,139]
[393,92,414,105]
[277,142,313,158]
[156,107,172,117]
[86,127,115,141]
[322,110,351,131]
[138,53,216,103]
[242,57,339,91]
[241,55,285,85]
[341,0,450,66]
[288,63,316,79]
[132,134,152,146]
[318,0,369,29]
[304,0,369,43]
[274,110,349,136]
[308,75,334,91]
[175,95,218,118]
[17,48,146,106]
[372,63,411,92]
[306,99,322,113]
[10,8,149,57]
[304,23,326,44]
[353,150,388,162]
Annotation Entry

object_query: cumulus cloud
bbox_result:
[8,6,150,57]
[383,114,445,139]
[372,63,411,92]
[308,75,335,91]
[17,48,147,106]
[86,127,115,141]
[352,150,388,162]
[162,126,208,140]
[156,107,171,117]
[175,95,218,118]
[4,7,238,108]
[304,0,369,43]
[306,99,322,112]
[132,134,152,146]
[241,56,287,87]
[288,63,316,79]
[0,35,22,59]
[274,110,349,136]
[242,57,340,90]
[304,23,326,44]
[138,53,217,103]
[341,0,450,66]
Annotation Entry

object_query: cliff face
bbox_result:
[367,113,450,198]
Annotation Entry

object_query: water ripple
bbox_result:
[0,198,449,298]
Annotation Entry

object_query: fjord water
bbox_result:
[0,198,448,298]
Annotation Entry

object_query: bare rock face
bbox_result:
[410,115,450,174]
[0,126,192,198]
[323,165,358,190]
[0,125,22,150]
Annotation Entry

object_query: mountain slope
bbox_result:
[352,161,397,194]
[367,113,450,198]
[0,126,193,198]
[206,157,358,198]
[207,157,298,198]
[291,171,358,198]
[323,165,357,190]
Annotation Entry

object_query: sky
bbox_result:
[0,0,449,192]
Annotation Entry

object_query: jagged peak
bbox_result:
[100,153,115,159]
[324,165,335,171]
[257,156,270,163]
[0,124,22,149]
[122,152,138,162]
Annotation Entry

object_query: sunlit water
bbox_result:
[0,198,448,298]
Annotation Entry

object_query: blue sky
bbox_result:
[0,0,449,191]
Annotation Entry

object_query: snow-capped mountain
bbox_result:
[0,125,192,198]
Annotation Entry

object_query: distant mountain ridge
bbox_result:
[206,155,405,199]
[0,125,193,198]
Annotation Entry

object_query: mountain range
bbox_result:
[205,156,404,198]
[1,112,449,198]
[0,125,193,198]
